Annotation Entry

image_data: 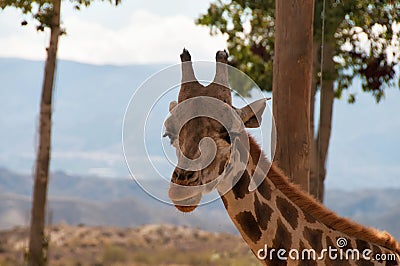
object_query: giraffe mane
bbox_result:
[248,135,400,254]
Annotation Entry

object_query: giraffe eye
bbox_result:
[221,132,231,144]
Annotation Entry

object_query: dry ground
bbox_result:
[0,224,260,266]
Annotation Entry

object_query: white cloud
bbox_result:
[0,8,227,65]
[0,9,49,60]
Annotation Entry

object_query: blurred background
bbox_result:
[0,0,399,265]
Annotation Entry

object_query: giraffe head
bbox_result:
[164,49,267,212]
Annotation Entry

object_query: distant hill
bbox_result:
[0,167,236,233]
[1,168,399,240]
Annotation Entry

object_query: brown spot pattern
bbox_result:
[356,239,370,253]
[325,237,351,266]
[354,239,374,266]
[296,241,316,266]
[273,219,292,250]
[298,240,317,265]
[257,179,272,201]
[304,212,316,223]
[386,256,399,266]
[276,196,299,230]
[232,171,250,199]
[254,194,273,230]
[303,227,323,253]
[267,219,291,266]
[235,211,262,243]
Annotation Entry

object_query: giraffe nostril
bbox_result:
[174,170,195,182]
[173,171,179,179]
[177,174,186,181]
[175,169,187,181]
[172,168,195,181]
[186,171,194,180]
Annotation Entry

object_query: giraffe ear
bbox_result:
[235,98,268,128]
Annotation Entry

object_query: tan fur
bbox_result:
[248,135,400,255]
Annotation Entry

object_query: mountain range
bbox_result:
[1,167,399,240]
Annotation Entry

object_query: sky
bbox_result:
[0,0,227,64]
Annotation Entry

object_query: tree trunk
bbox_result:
[272,0,315,192]
[309,41,321,200]
[28,1,61,265]
[314,41,335,201]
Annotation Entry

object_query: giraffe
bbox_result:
[164,49,400,265]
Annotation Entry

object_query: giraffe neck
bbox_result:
[218,136,400,265]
